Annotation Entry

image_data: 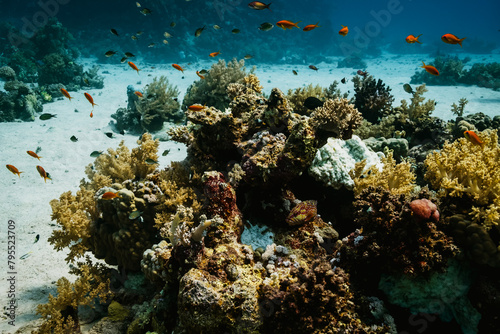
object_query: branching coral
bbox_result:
[35,260,112,334]
[353,75,394,124]
[135,76,182,132]
[350,148,416,197]
[286,83,325,115]
[309,97,363,140]
[397,84,435,121]
[182,58,251,111]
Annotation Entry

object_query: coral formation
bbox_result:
[310,98,363,140]
[0,74,43,122]
[134,76,182,132]
[353,74,394,123]
[182,58,251,111]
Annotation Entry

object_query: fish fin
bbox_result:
[294,21,301,28]
[458,37,466,47]
[421,61,426,68]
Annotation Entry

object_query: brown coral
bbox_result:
[309,98,363,140]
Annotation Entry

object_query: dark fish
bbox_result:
[341,77,346,84]
[105,132,114,138]
[293,70,298,75]
[35,146,42,154]
[140,8,152,15]
[304,97,324,110]
[146,158,159,165]
[70,135,78,142]
[403,83,414,94]
[170,22,176,27]
[195,26,205,37]
[125,52,135,58]
[136,31,144,36]
[83,78,90,85]
[309,65,318,71]
[199,69,208,75]
[39,113,56,120]
[248,1,271,10]
[110,28,119,36]
[120,130,125,135]
[120,57,128,63]
[162,149,170,156]
[129,210,143,220]
[34,234,40,243]
[357,70,368,77]
[90,150,103,158]
[244,54,253,59]
[213,25,221,30]
[105,50,117,57]
[258,22,274,31]
[232,29,240,34]
[148,43,155,48]
[131,35,138,40]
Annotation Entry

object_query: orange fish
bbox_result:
[464,130,484,147]
[421,61,439,76]
[102,191,121,200]
[6,164,23,178]
[188,104,206,111]
[406,34,422,44]
[303,22,320,31]
[196,71,205,79]
[209,51,221,57]
[90,111,93,118]
[339,25,348,36]
[248,1,271,10]
[276,20,301,30]
[172,64,184,72]
[27,151,42,160]
[128,61,140,74]
[84,92,98,108]
[441,33,466,47]
[134,91,143,98]
[36,165,50,183]
[60,88,73,101]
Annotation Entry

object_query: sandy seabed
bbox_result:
[1,52,499,333]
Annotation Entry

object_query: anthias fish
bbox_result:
[209,51,221,57]
[303,22,320,31]
[60,88,73,101]
[27,150,42,160]
[84,92,98,108]
[248,1,271,10]
[6,164,23,178]
[421,61,439,76]
[276,20,300,30]
[36,165,51,183]
[128,61,140,74]
[102,191,120,200]
[441,33,466,47]
[464,130,484,147]
[172,64,185,72]
[339,25,348,36]
[406,34,422,44]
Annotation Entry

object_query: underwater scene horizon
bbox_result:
[1,0,500,333]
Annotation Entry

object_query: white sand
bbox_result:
[1,53,499,333]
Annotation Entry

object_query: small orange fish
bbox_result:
[90,111,93,118]
[6,164,23,178]
[172,64,184,72]
[339,25,348,36]
[276,20,301,30]
[248,1,271,10]
[102,191,121,200]
[406,34,422,44]
[134,91,143,98]
[464,130,484,148]
[188,104,206,111]
[303,22,320,32]
[209,51,221,57]
[84,92,98,108]
[421,61,439,76]
[60,88,73,101]
[441,33,466,47]
[27,151,42,160]
[128,61,140,74]
[36,165,50,183]
[196,71,205,79]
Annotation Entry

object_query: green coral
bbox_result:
[135,76,182,132]
[182,58,251,111]
[451,98,468,117]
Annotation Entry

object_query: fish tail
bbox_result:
[421,61,426,68]
[458,37,466,47]
[267,3,272,11]
[295,21,301,29]
[17,171,24,178]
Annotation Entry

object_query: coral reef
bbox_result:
[0,74,43,122]
[353,74,394,124]
[460,62,500,90]
[111,85,142,134]
[182,58,251,111]
[310,98,363,140]
[337,55,367,69]
[135,76,182,132]
[411,56,465,85]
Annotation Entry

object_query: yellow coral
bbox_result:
[351,148,416,197]
[35,261,111,334]
[424,130,500,229]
